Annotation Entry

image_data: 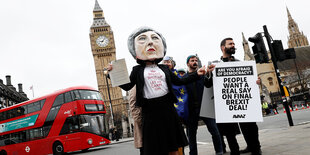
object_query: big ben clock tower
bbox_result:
[89,0,128,130]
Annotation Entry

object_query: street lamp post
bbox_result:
[104,69,115,128]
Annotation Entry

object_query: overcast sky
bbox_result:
[0,0,309,99]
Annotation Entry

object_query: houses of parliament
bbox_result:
[243,7,309,104]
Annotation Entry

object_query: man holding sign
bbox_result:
[212,38,262,155]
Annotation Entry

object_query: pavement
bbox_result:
[187,121,310,155]
[110,137,134,145]
[110,116,310,155]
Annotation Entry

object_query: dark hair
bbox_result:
[220,37,233,47]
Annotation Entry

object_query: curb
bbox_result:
[109,138,134,145]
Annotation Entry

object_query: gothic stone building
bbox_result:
[243,7,309,104]
[279,7,309,101]
[0,75,28,109]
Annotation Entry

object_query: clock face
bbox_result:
[96,35,109,47]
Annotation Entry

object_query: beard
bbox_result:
[225,47,236,55]
[190,63,198,70]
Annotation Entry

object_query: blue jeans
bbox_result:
[186,108,223,155]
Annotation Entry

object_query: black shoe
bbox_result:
[240,147,250,153]
[223,149,227,153]
[251,149,262,155]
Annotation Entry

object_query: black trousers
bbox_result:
[239,122,261,153]
[221,134,240,155]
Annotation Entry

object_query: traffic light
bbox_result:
[271,40,296,62]
[284,48,296,60]
[272,40,286,61]
[248,33,269,63]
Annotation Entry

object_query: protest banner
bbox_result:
[200,86,215,119]
[213,61,263,123]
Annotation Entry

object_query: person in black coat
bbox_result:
[217,38,261,155]
[108,27,214,155]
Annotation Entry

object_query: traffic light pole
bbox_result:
[263,25,294,126]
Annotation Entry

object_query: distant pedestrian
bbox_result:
[113,128,120,141]
[262,101,269,115]
[268,103,273,115]
[177,68,186,77]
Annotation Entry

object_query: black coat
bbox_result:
[213,57,241,136]
[120,64,200,107]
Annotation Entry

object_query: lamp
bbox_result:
[103,68,115,128]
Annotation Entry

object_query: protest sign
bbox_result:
[200,86,215,119]
[213,61,263,123]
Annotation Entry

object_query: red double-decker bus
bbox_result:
[0,86,110,155]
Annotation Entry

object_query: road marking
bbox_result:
[197,141,208,145]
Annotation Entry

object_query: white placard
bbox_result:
[109,59,130,87]
[200,86,215,119]
[213,61,263,123]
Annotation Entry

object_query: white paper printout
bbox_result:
[213,61,263,123]
[109,58,130,87]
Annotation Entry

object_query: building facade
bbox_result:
[278,46,310,102]
[89,0,130,137]
[287,7,309,48]
[244,7,310,104]
[0,75,28,109]
[279,7,309,102]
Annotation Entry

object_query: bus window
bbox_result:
[17,131,27,143]
[0,134,10,146]
[64,91,73,103]
[28,101,41,113]
[16,107,25,117]
[0,111,6,121]
[8,109,17,119]
[40,99,46,109]
[22,105,28,114]
[29,128,43,140]
[60,116,79,135]
[79,114,106,136]
[79,90,102,100]
[85,104,105,112]
[53,94,64,107]
[45,106,61,123]
[72,90,81,100]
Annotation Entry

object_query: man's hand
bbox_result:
[197,65,207,75]
[207,64,216,73]
[256,76,261,85]
[107,64,113,71]
[104,64,113,75]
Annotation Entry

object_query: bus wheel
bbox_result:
[0,150,7,155]
[53,142,64,155]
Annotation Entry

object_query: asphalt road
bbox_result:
[69,108,310,155]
